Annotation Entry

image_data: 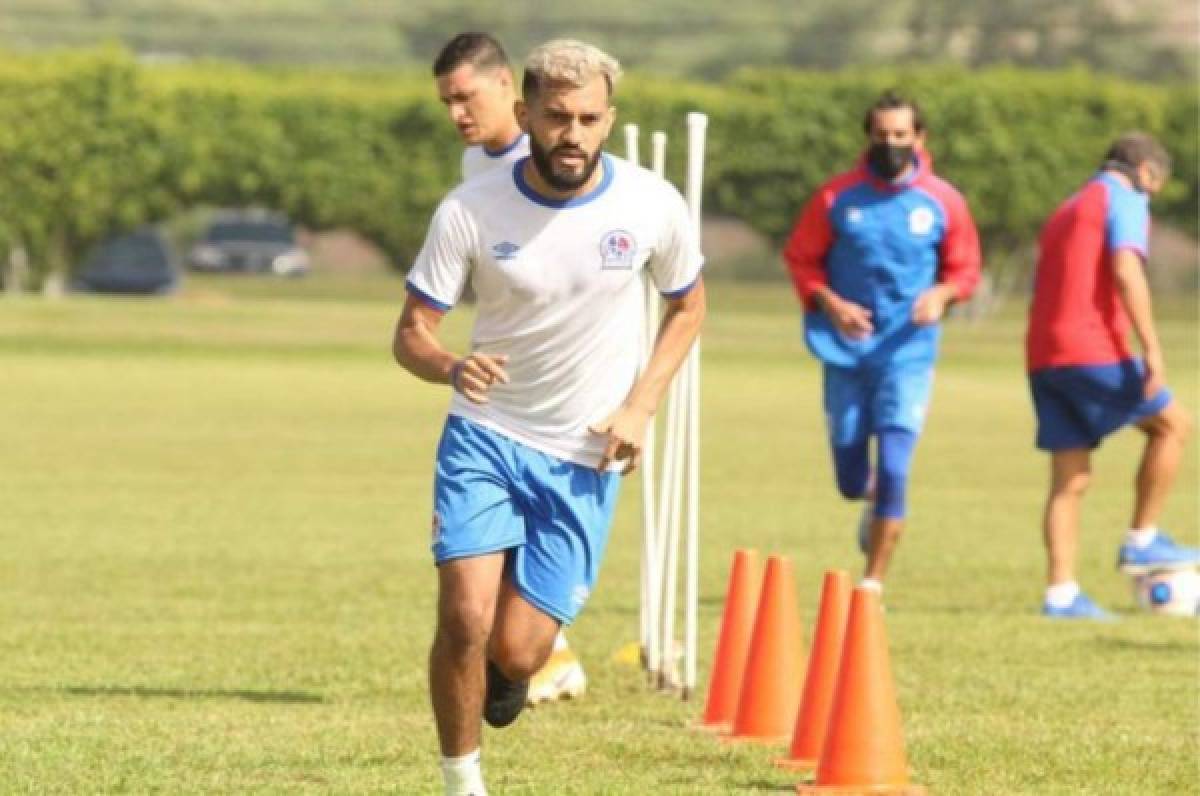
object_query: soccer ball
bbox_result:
[1132,568,1200,617]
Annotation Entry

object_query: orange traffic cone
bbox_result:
[776,569,852,771]
[796,587,925,795]
[726,555,804,744]
[697,549,763,732]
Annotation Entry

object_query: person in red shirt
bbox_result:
[1026,132,1196,619]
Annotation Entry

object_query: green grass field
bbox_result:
[1,277,1196,794]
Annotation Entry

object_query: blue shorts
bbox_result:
[823,361,934,447]
[431,415,621,624]
[1029,360,1171,451]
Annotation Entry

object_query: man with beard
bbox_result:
[395,39,705,796]
[434,31,589,709]
[783,90,981,594]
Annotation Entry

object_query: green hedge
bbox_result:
[720,67,1198,246]
[0,50,1193,286]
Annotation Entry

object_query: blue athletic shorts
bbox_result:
[1029,359,1171,451]
[430,415,621,624]
[823,361,934,447]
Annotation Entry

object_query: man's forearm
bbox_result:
[396,331,457,385]
[623,283,706,415]
[1113,251,1161,357]
[393,302,458,385]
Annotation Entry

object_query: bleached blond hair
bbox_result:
[522,39,622,99]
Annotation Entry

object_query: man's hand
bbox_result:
[589,405,653,475]
[912,284,957,326]
[819,291,873,340]
[450,353,510,404]
[1143,348,1166,399]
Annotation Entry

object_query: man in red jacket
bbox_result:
[783,90,981,592]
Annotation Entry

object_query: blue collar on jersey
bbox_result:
[1097,168,1149,200]
[483,132,526,158]
[513,153,615,208]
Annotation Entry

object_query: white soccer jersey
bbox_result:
[461,133,530,181]
[407,153,704,468]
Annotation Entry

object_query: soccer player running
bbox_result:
[433,32,586,705]
[397,40,705,796]
[1027,132,1197,619]
[783,90,981,594]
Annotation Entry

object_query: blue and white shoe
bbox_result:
[1117,532,1200,575]
[1042,592,1116,620]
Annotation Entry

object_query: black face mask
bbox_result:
[867,142,913,180]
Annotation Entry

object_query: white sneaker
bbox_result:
[526,648,587,705]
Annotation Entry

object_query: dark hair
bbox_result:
[432,33,510,77]
[862,90,924,134]
[1103,131,1171,174]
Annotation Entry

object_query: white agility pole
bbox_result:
[658,356,689,690]
[624,123,658,677]
[651,131,667,177]
[623,123,640,171]
[682,111,707,699]
[651,366,681,683]
[657,113,700,696]
[641,130,667,679]
[624,114,705,699]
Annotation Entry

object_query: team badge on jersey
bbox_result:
[598,229,637,270]
[909,207,935,236]
[846,206,863,224]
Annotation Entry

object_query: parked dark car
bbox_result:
[187,212,310,276]
[70,227,180,295]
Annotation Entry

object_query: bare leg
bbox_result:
[1131,401,1192,529]
[489,578,562,680]
[429,553,506,757]
[1043,449,1091,586]
[864,517,904,582]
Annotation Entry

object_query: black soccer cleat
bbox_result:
[483,659,529,728]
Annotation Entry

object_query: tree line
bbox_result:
[0,49,1193,289]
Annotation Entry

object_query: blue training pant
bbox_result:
[832,428,918,520]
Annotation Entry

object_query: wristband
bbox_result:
[449,360,464,392]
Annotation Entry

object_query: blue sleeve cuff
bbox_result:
[1111,243,1148,261]
[406,280,453,312]
[660,273,702,300]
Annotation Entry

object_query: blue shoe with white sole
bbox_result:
[1042,592,1116,620]
[1117,532,1200,574]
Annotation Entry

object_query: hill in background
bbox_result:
[0,0,1194,81]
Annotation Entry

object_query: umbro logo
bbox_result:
[492,241,520,260]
